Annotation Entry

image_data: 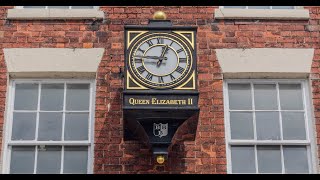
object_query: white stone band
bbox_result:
[4,48,105,78]
[216,48,314,78]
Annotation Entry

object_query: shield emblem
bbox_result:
[153,123,168,138]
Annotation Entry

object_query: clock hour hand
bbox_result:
[134,55,167,60]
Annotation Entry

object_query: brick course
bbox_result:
[0,6,319,174]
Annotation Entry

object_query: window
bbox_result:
[3,80,94,174]
[224,80,316,174]
[222,6,295,9]
[18,6,96,9]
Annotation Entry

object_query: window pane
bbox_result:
[23,6,46,8]
[231,146,255,173]
[10,146,35,174]
[36,146,61,174]
[38,112,62,141]
[66,84,90,111]
[228,84,252,110]
[12,112,36,140]
[256,112,280,140]
[282,112,306,140]
[272,6,294,9]
[248,6,270,9]
[283,146,309,173]
[40,84,64,111]
[64,147,88,173]
[224,6,246,9]
[14,83,38,110]
[65,113,89,140]
[71,6,94,9]
[48,6,69,9]
[230,112,254,139]
[254,84,277,110]
[279,84,303,110]
[257,146,282,173]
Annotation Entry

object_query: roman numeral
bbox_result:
[157,38,164,44]
[146,73,153,81]
[175,66,185,74]
[138,48,145,54]
[146,40,153,46]
[137,66,146,74]
[158,76,164,83]
[135,58,142,63]
[177,48,184,53]
[169,41,174,46]
[179,58,187,62]
[169,74,176,81]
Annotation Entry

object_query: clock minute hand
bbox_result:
[157,45,169,67]
[160,45,169,58]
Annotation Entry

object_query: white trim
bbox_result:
[61,83,67,142]
[35,83,41,145]
[276,83,284,141]
[303,80,319,173]
[1,80,14,174]
[220,6,297,9]
[224,79,316,174]
[88,80,96,174]
[15,6,99,10]
[33,146,38,174]
[215,48,314,79]
[4,48,105,79]
[216,7,309,20]
[8,7,103,20]
[7,142,91,146]
[60,146,64,174]
[251,82,257,141]
[223,82,232,174]
[3,79,95,174]
[254,145,258,173]
[228,140,310,145]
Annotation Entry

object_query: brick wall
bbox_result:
[0,6,319,174]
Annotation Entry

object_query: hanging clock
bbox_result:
[123,20,199,158]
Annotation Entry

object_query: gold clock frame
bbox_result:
[126,30,196,90]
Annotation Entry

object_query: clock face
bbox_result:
[128,33,193,89]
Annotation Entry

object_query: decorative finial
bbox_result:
[153,11,167,20]
[156,155,165,164]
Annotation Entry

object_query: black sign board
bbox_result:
[124,94,198,109]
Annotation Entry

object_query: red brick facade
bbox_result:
[0,6,319,174]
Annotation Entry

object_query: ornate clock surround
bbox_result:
[123,19,199,163]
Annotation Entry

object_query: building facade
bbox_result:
[0,6,319,174]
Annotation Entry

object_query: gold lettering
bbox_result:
[130,97,191,105]
[129,98,150,105]
[129,98,135,105]
[188,98,193,105]
[152,98,157,104]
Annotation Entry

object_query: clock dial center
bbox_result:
[142,45,178,77]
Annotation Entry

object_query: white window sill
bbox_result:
[215,9,310,20]
[7,9,104,20]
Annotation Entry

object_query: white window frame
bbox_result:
[15,6,99,10]
[223,79,318,174]
[2,79,96,174]
[220,6,298,9]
